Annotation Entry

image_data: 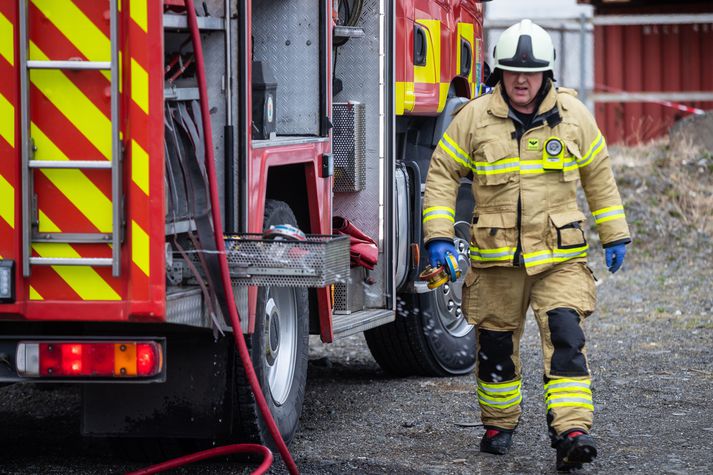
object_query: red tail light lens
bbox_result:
[18,341,163,378]
[136,343,159,376]
[61,344,83,375]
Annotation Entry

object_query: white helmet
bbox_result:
[487,19,556,85]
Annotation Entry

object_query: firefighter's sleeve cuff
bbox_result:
[602,238,631,248]
[424,237,455,247]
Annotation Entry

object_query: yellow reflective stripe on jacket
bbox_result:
[474,157,519,175]
[520,159,578,174]
[422,206,455,223]
[523,245,588,268]
[519,159,541,174]
[593,205,625,224]
[470,246,516,262]
[577,132,605,168]
[438,132,473,171]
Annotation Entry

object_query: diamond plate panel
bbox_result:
[332,0,384,302]
[252,0,320,135]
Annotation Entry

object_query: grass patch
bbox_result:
[610,139,713,245]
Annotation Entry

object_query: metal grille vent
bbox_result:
[333,102,366,192]
[334,282,348,313]
[333,267,366,314]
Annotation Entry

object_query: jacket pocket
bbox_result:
[471,212,518,263]
[562,140,582,182]
[474,141,520,186]
[549,209,587,250]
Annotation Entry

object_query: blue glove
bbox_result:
[605,243,627,273]
[426,239,457,269]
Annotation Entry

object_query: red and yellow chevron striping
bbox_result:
[0,0,164,319]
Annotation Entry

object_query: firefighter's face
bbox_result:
[502,70,544,113]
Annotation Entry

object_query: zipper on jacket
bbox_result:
[509,108,552,268]
[514,198,523,266]
[510,112,525,267]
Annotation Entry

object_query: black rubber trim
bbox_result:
[547,307,588,377]
[498,35,550,68]
[556,221,587,250]
[477,329,516,382]
[414,25,427,66]
[602,238,632,248]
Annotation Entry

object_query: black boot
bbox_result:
[480,427,514,455]
[555,430,597,472]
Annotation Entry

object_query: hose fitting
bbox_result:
[419,253,460,289]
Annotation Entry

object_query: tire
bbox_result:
[233,200,309,448]
[364,228,476,376]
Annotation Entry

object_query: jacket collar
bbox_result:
[488,79,558,119]
[487,83,510,118]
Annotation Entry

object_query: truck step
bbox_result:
[332,309,394,340]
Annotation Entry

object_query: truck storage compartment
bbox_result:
[251,0,322,136]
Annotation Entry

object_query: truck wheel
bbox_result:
[233,200,309,448]
[364,232,475,376]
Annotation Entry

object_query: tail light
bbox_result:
[16,341,163,378]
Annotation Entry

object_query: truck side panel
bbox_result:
[395,0,484,115]
[0,0,166,321]
[0,3,20,314]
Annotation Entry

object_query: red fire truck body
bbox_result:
[0,0,488,448]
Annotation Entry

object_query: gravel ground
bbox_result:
[288,243,713,475]
[1,146,712,474]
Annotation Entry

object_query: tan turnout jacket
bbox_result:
[423,81,630,275]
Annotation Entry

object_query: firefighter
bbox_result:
[421,19,630,471]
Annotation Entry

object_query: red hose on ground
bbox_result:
[127,2,300,474]
[127,445,273,475]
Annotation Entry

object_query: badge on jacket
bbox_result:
[527,138,540,151]
[543,137,564,170]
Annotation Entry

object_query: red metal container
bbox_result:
[593,20,713,144]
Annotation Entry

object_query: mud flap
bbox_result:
[82,330,232,438]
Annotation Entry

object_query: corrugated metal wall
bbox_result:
[594,22,713,144]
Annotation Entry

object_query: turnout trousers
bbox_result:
[461,261,596,438]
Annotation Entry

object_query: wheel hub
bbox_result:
[262,288,298,406]
[265,302,281,366]
[433,237,472,338]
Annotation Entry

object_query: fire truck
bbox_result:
[0,0,488,454]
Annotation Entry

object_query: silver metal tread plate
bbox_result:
[332,309,395,339]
